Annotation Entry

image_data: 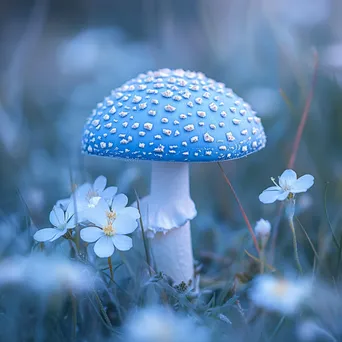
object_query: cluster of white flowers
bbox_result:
[33,176,140,258]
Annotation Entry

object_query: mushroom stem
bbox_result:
[149,162,196,285]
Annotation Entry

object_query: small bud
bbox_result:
[255,219,271,248]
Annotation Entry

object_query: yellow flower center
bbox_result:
[103,224,116,236]
[271,280,290,297]
[106,211,117,222]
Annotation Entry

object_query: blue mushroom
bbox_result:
[82,69,267,285]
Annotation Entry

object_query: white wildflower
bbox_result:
[249,275,312,315]
[124,306,210,342]
[0,254,96,293]
[80,199,139,258]
[33,204,76,242]
[259,169,314,204]
[70,175,118,219]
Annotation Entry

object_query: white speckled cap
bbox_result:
[82,69,266,162]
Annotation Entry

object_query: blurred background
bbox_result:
[1,0,342,272]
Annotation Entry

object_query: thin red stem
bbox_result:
[271,52,319,259]
[217,163,260,255]
[287,52,319,169]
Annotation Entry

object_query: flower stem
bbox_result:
[288,216,303,275]
[260,248,265,274]
[107,257,114,281]
[71,291,77,340]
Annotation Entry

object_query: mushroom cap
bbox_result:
[82,69,266,162]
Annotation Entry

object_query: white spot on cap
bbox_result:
[122,122,128,127]
[161,117,169,123]
[242,146,248,152]
[100,142,106,148]
[241,129,248,135]
[226,132,235,141]
[110,128,117,134]
[219,122,225,127]
[87,146,93,152]
[209,103,218,112]
[195,97,202,105]
[165,104,176,112]
[180,114,187,119]
[220,111,227,118]
[204,133,214,142]
[103,114,110,120]
[144,123,153,130]
[92,119,100,126]
[174,130,180,136]
[132,95,142,103]
[184,124,194,132]
[139,143,145,148]
[139,102,147,110]
[197,111,206,118]
[148,110,156,116]
[232,119,241,125]
[104,123,112,128]
[190,136,199,143]
[219,146,227,150]
[154,145,165,153]
[209,124,216,130]
[173,120,180,125]
[131,122,140,129]
[139,131,146,136]
[163,129,172,136]
[162,90,173,98]
[119,111,128,117]
[154,135,162,140]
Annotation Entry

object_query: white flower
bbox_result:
[0,254,96,293]
[249,275,312,315]
[33,204,76,242]
[70,175,118,220]
[255,219,271,238]
[124,306,210,342]
[259,169,314,204]
[80,199,139,258]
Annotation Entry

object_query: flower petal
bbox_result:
[83,199,109,227]
[49,206,65,227]
[277,190,290,201]
[34,228,59,242]
[279,169,297,189]
[112,235,132,251]
[114,214,138,234]
[259,187,282,204]
[80,227,103,243]
[75,183,91,198]
[111,194,128,212]
[292,175,314,193]
[117,207,140,220]
[50,228,67,242]
[102,186,118,201]
[94,236,114,258]
[93,175,107,193]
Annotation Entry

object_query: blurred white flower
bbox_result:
[249,275,312,315]
[0,254,96,293]
[124,306,210,342]
[80,199,139,258]
[70,175,117,220]
[33,204,76,242]
[259,169,314,204]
